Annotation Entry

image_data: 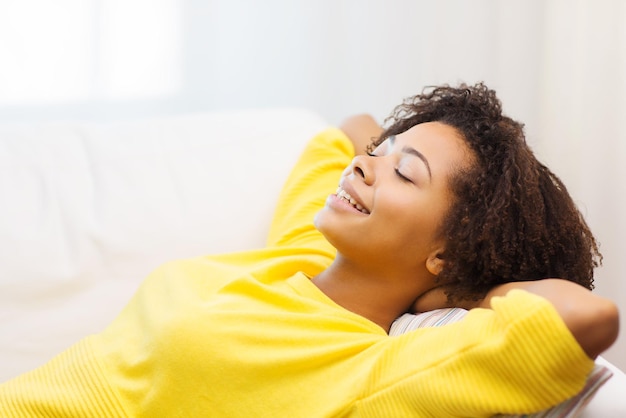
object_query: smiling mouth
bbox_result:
[336,186,369,214]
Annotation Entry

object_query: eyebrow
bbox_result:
[389,135,432,180]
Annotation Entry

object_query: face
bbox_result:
[314,121,472,277]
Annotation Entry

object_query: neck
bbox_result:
[311,255,431,332]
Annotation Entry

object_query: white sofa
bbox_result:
[0,108,624,416]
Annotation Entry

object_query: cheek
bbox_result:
[381,193,448,247]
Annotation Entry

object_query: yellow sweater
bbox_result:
[0,128,593,418]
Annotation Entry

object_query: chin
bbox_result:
[314,218,342,251]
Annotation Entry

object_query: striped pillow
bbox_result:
[390,309,612,418]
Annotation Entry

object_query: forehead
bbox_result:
[395,121,463,146]
[391,122,471,170]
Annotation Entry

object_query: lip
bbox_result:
[338,180,370,214]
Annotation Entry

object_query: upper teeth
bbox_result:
[336,187,369,214]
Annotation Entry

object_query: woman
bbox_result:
[0,83,619,417]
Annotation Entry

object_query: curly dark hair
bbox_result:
[374,82,601,302]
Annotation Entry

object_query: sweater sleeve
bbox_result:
[266,127,353,252]
[357,290,595,417]
[0,337,128,417]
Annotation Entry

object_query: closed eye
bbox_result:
[395,168,413,183]
[368,152,412,182]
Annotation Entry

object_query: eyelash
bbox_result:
[366,152,412,183]
[395,168,412,183]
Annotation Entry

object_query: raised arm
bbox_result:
[414,279,619,359]
[265,128,354,250]
[480,280,619,359]
[266,115,383,250]
[339,114,383,155]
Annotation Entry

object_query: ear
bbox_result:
[426,250,445,276]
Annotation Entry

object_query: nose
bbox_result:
[350,155,374,185]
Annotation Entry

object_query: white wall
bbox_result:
[1,0,625,368]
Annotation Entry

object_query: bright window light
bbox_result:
[99,0,182,100]
[0,0,181,105]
